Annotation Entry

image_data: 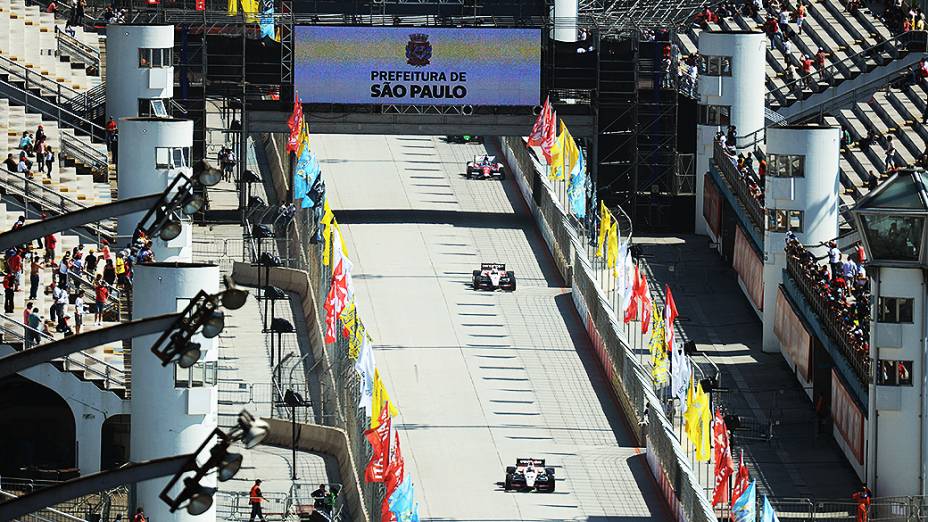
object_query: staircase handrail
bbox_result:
[62,82,106,115]
[67,269,121,312]
[0,313,127,389]
[54,26,101,71]
[60,132,109,173]
[0,52,87,105]
[0,169,116,239]
[0,59,108,143]
[0,489,88,522]
[767,31,928,108]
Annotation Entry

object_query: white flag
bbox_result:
[620,250,636,313]
[671,336,690,414]
[355,335,375,414]
[330,227,354,302]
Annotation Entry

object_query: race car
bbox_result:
[466,155,505,180]
[504,458,556,492]
[445,135,482,144]
[472,263,516,291]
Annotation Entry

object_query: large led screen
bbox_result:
[294,26,541,106]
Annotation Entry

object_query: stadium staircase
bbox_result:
[0,0,128,404]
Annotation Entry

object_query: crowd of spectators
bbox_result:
[1,222,156,347]
[4,125,57,180]
[785,234,871,374]
[715,129,766,208]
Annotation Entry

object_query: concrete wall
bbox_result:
[105,25,174,122]
[498,137,715,522]
[231,261,368,521]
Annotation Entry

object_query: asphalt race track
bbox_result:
[316,134,670,521]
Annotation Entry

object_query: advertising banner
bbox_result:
[294,26,541,106]
[832,369,865,464]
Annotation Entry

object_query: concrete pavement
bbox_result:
[316,134,670,521]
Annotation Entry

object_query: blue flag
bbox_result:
[293,147,312,202]
[389,475,415,520]
[733,480,756,522]
[259,4,274,40]
[760,496,779,522]
[567,146,587,219]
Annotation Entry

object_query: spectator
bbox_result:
[58,253,71,289]
[795,1,807,32]
[17,153,32,177]
[44,147,55,178]
[94,275,108,325]
[801,55,815,88]
[73,294,84,335]
[3,271,14,314]
[27,307,41,347]
[46,0,57,13]
[115,252,129,287]
[884,136,897,172]
[4,153,17,172]
[815,48,830,81]
[19,132,33,156]
[105,117,117,150]
[44,232,57,264]
[85,249,97,277]
[53,281,68,332]
[7,249,22,292]
[867,170,879,190]
[28,255,41,300]
[102,258,116,287]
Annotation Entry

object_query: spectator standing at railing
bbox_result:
[93,275,108,325]
[71,252,83,291]
[57,253,71,289]
[52,281,67,332]
[85,249,97,278]
[27,307,40,348]
[102,258,115,287]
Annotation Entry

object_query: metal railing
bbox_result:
[766,31,928,109]
[785,254,871,385]
[0,312,127,392]
[713,140,765,232]
[59,132,108,174]
[0,489,86,522]
[0,168,115,241]
[54,26,101,72]
[0,53,108,144]
[60,82,106,123]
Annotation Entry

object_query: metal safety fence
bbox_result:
[500,136,717,522]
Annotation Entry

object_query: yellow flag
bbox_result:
[240,0,258,21]
[227,0,237,15]
[371,369,399,429]
[563,128,580,177]
[321,200,335,265]
[296,125,310,158]
[596,201,611,257]
[696,395,712,462]
[548,120,567,180]
[683,376,698,442]
[340,301,366,360]
[606,221,618,275]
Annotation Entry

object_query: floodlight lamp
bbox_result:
[159,216,183,241]
[221,275,249,310]
[183,479,216,516]
[201,310,225,339]
[237,410,269,449]
[217,451,243,482]
[194,159,223,187]
[177,341,202,368]
[181,191,205,215]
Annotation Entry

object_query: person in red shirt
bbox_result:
[105,118,118,151]
[7,250,22,292]
[94,276,109,325]
[856,241,866,264]
[44,233,57,263]
[3,271,15,314]
[852,484,872,522]
[801,55,815,88]
[249,479,267,522]
[132,507,147,522]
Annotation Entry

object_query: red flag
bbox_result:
[323,241,353,344]
[384,430,405,498]
[624,266,642,324]
[195,0,204,10]
[541,109,557,163]
[711,410,735,506]
[664,286,679,354]
[286,93,304,153]
[363,402,392,482]
[730,450,749,512]
[382,499,397,522]
[640,273,652,334]
[527,97,551,147]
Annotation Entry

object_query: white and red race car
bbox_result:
[504,458,556,492]
[472,263,516,291]
[466,155,505,180]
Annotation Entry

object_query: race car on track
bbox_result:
[504,458,556,492]
[472,263,516,291]
[466,155,505,180]
[445,135,482,144]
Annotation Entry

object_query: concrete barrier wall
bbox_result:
[232,261,370,521]
[497,136,716,522]
[262,418,367,518]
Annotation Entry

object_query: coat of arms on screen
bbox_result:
[405,33,432,67]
